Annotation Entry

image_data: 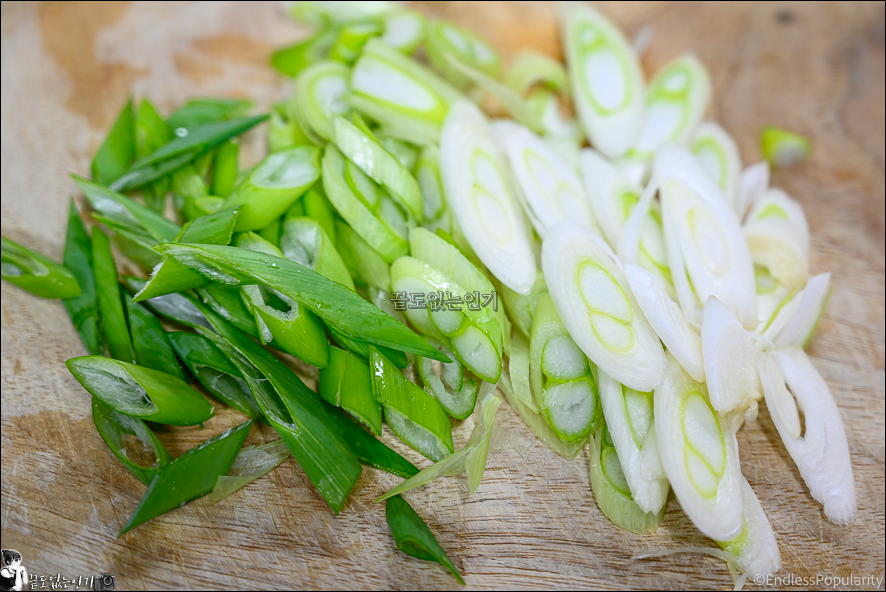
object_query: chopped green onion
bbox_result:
[211,139,240,197]
[505,333,587,458]
[133,207,239,302]
[715,477,781,578]
[120,419,253,535]
[62,201,101,355]
[334,221,391,291]
[289,1,396,27]
[654,353,743,541]
[294,60,352,143]
[578,148,644,249]
[691,122,742,215]
[597,370,669,514]
[744,188,810,289]
[440,101,538,295]
[561,2,644,159]
[426,19,500,89]
[111,115,268,192]
[236,232,329,367]
[92,397,172,487]
[377,390,500,503]
[135,98,173,211]
[760,126,811,168]
[222,146,321,231]
[1,236,80,300]
[91,228,134,362]
[197,283,261,338]
[415,146,450,231]
[505,50,571,98]
[272,28,339,77]
[92,99,135,186]
[328,325,408,369]
[542,221,665,391]
[320,346,382,434]
[370,348,453,461]
[500,275,547,340]
[197,307,363,514]
[491,120,597,236]
[417,344,478,420]
[67,356,214,426]
[166,98,253,130]
[330,20,383,64]
[281,217,354,290]
[322,399,419,479]
[379,135,419,170]
[209,439,291,503]
[126,298,185,379]
[171,164,211,221]
[385,494,465,585]
[331,114,422,219]
[347,38,464,145]
[322,145,408,262]
[123,275,212,331]
[295,184,338,242]
[168,331,262,419]
[764,273,830,349]
[629,54,711,161]
[588,424,664,534]
[701,296,762,414]
[268,102,311,153]
[758,347,856,525]
[379,10,425,54]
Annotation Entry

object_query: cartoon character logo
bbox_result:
[0,550,27,592]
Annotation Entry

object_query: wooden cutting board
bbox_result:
[1,2,883,590]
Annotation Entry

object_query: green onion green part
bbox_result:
[386,494,465,585]
[92,99,136,186]
[319,346,383,434]
[126,298,185,380]
[135,99,173,211]
[166,98,253,130]
[91,228,134,362]
[272,28,339,77]
[62,201,102,355]
[426,19,500,89]
[760,126,811,168]
[1,236,81,300]
[208,439,291,503]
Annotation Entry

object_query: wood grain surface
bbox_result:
[1,2,884,590]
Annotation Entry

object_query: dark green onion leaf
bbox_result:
[92,397,172,486]
[168,331,262,419]
[111,115,268,192]
[66,356,214,426]
[329,326,408,369]
[371,348,453,461]
[62,200,102,354]
[171,164,211,221]
[334,220,391,291]
[154,242,449,362]
[297,184,338,245]
[319,346,382,434]
[92,228,134,362]
[196,283,260,338]
[257,217,282,246]
[271,28,339,77]
[126,297,185,379]
[268,102,311,154]
[211,139,240,198]
[119,419,253,535]
[386,494,465,585]
[223,145,321,231]
[208,439,291,503]
[322,400,419,479]
[122,276,212,331]
[135,98,174,212]
[1,234,80,299]
[166,98,253,131]
[92,99,136,186]
[197,307,362,514]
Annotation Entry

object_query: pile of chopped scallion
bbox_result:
[1,1,854,587]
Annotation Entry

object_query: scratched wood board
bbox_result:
[1,1,884,590]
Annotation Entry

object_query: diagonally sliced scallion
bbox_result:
[561,2,644,159]
[329,20,383,64]
[417,344,478,420]
[380,10,425,55]
[335,220,391,290]
[281,217,354,290]
[62,201,101,355]
[505,50,571,99]
[578,148,644,249]
[272,28,340,78]
[91,228,134,363]
[743,188,810,289]
[701,296,762,414]
[126,297,185,380]
[208,439,291,503]
[92,100,135,186]
[541,220,666,391]
[440,101,537,295]
[715,477,781,579]
[426,19,500,89]
[760,126,811,168]
[319,346,383,435]
[691,122,742,215]
[294,60,352,143]
[654,353,744,541]
[1,235,81,300]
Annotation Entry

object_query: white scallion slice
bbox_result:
[561,2,644,159]
[491,120,597,238]
[440,101,538,295]
[629,54,711,161]
[655,353,744,541]
[542,220,665,391]
[744,188,810,288]
[294,60,352,143]
[737,161,770,221]
[770,272,831,349]
[505,50,571,99]
[288,1,397,27]
[656,145,757,329]
[579,148,644,248]
[598,370,669,514]
[701,296,762,414]
[624,263,704,383]
[715,477,781,579]
[506,333,587,458]
[758,347,856,525]
[379,10,425,54]
[347,38,464,145]
[588,424,665,534]
[691,122,742,214]
[760,126,811,168]
[426,20,501,89]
